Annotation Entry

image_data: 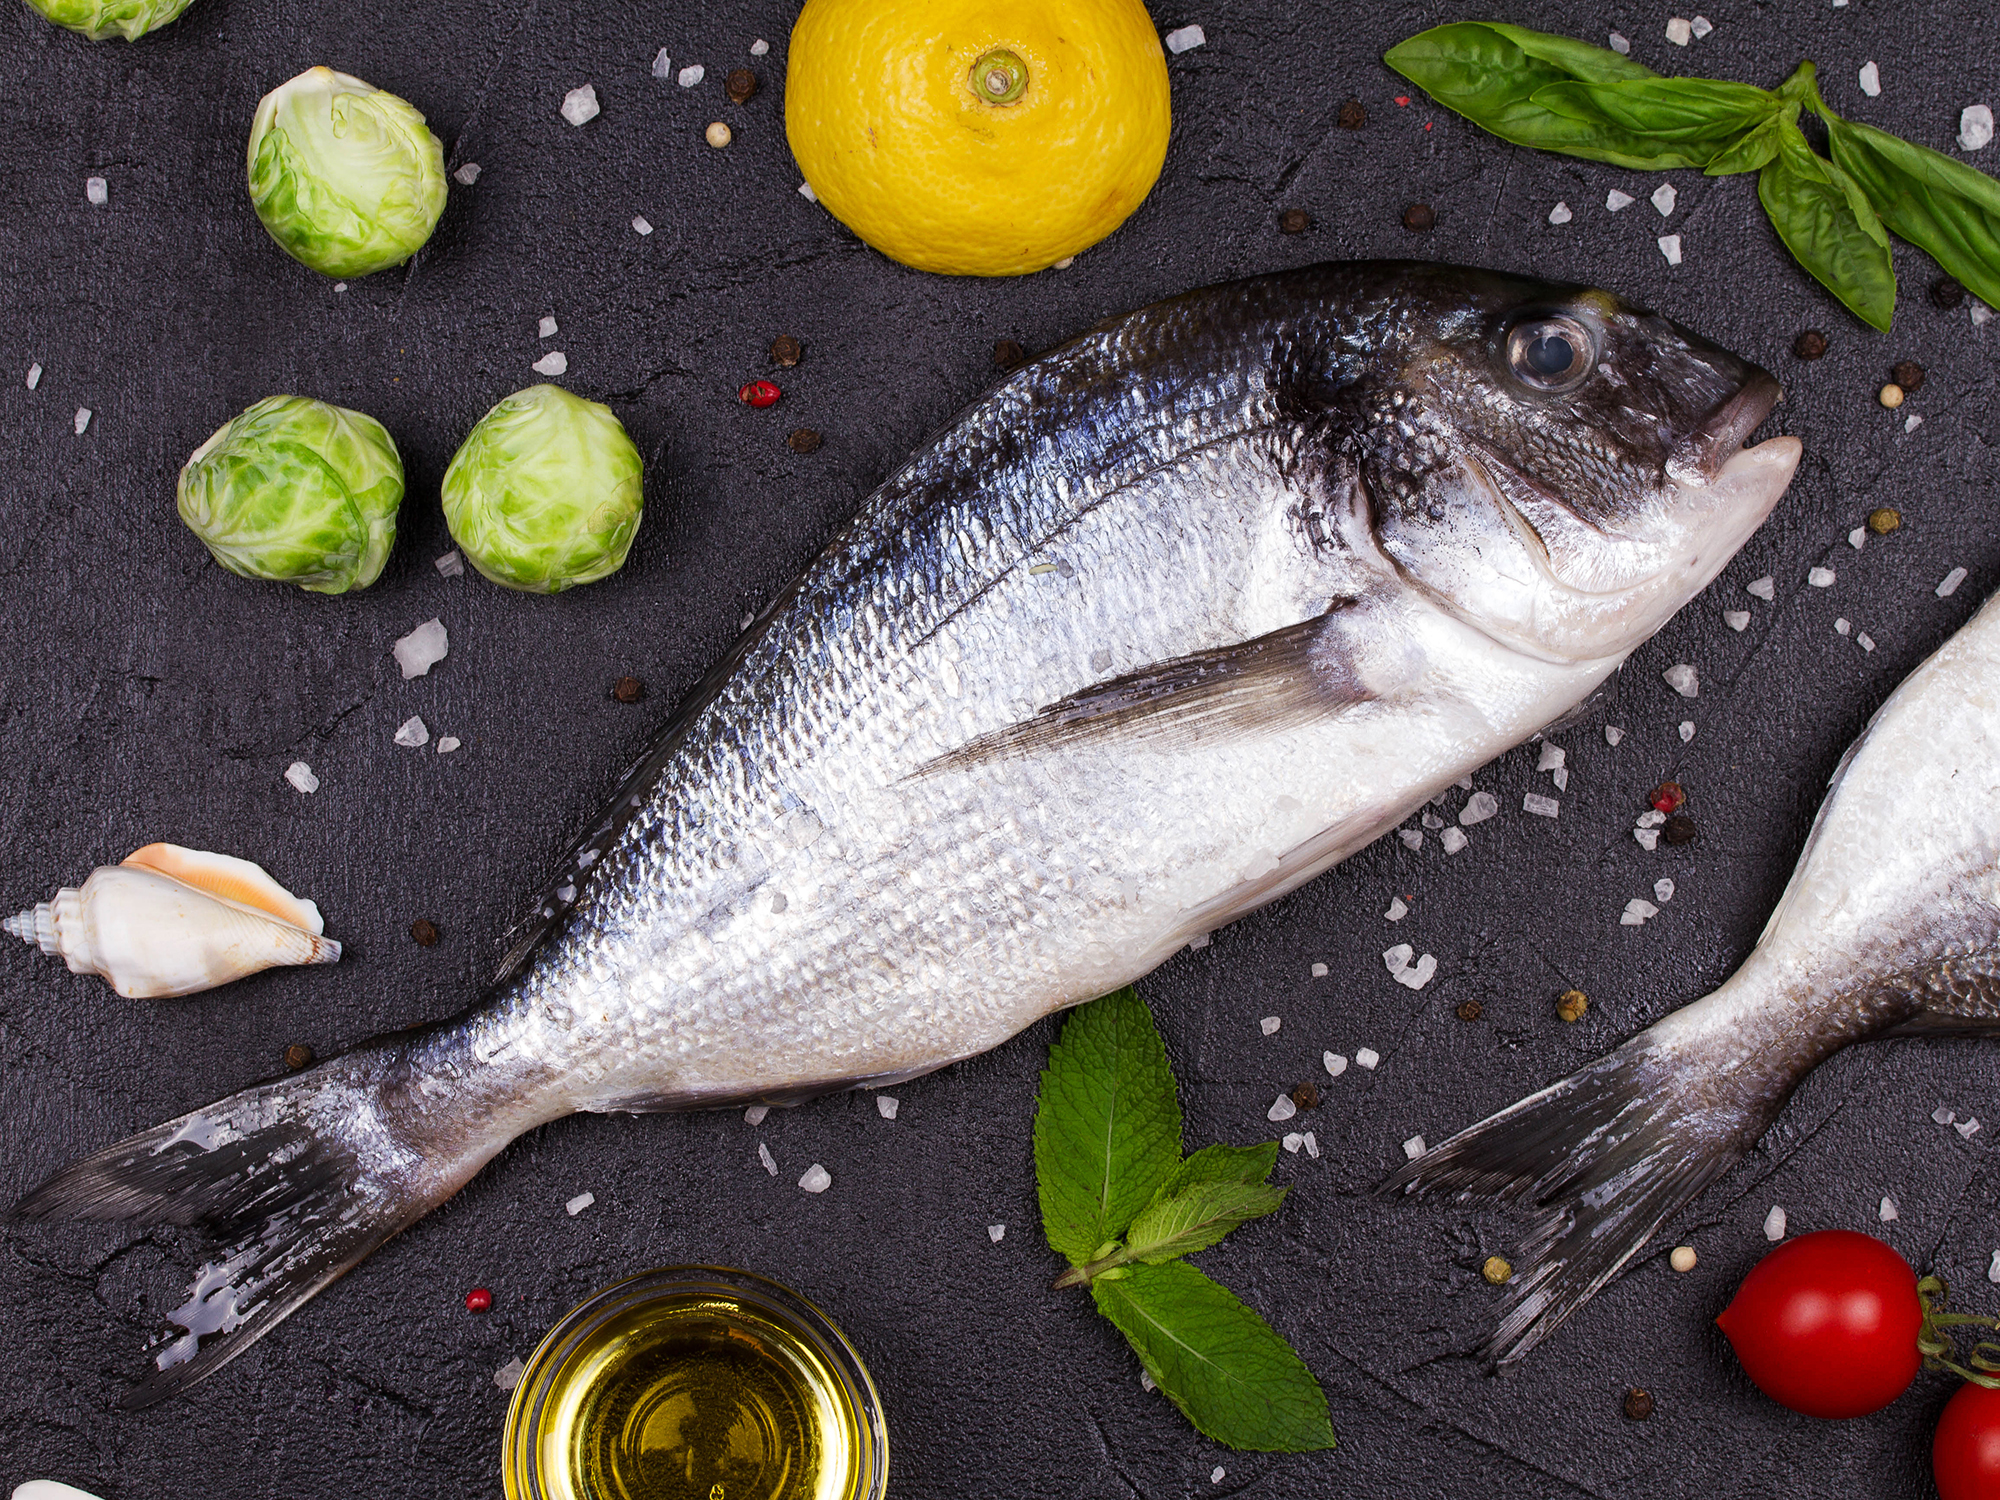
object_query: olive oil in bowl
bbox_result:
[503,1268,888,1500]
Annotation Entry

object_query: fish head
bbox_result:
[1348,266,1799,662]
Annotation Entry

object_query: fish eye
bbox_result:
[1504,315,1597,393]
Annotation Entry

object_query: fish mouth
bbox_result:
[1667,369,1784,485]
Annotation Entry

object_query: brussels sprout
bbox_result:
[246,67,447,279]
[26,0,194,40]
[177,395,404,594]
[441,385,645,594]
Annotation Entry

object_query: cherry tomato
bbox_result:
[1715,1229,1921,1418]
[1935,1381,2000,1500]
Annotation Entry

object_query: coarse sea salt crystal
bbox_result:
[1324,1051,1348,1078]
[1260,1016,1281,1036]
[1605,725,1625,746]
[1140,1369,1155,1392]
[1609,32,1630,54]
[1523,793,1560,818]
[875,1094,899,1119]
[1666,17,1692,46]
[1764,1204,1787,1241]
[1849,527,1867,549]
[1421,810,1443,830]
[1553,767,1569,791]
[1655,877,1676,903]
[744,1105,768,1125]
[1652,183,1677,216]
[1961,105,1995,152]
[1383,943,1412,977]
[284,761,319,794]
[1454,774,1473,790]
[1835,618,1851,636]
[1939,566,1969,598]
[1747,576,1776,600]
[678,64,705,87]
[1606,188,1636,212]
[651,48,672,78]
[750,39,769,57]
[1537,743,1566,773]
[453,162,481,185]
[1398,828,1422,850]
[799,1163,831,1194]
[1634,832,1659,856]
[1989,1250,2000,1285]
[632,216,654,236]
[1658,234,1683,266]
[561,84,600,125]
[26,362,41,390]
[1858,633,1875,652]
[1958,1118,1982,1139]
[1396,954,1437,990]
[1975,304,1994,327]
[1439,827,1469,854]
[1386,897,1407,922]
[495,1356,525,1391]
[988,1224,1006,1242]
[1935,1106,1957,1126]
[1283,1132,1304,1154]
[73,407,91,435]
[1905,413,1924,433]
[393,617,448,678]
[1403,1134,1427,1160]
[436,736,460,753]
[1355,1047,1380,1070]
[1679,721,1696,743]
[1311,961,1329,977]
[1724,609,1750,632]
[758,1142,777,1175]
[798,182,818,202]
[1622,898,1659,926]
[1859,61,1881,98]
[1212,1469,1226,1486]
[394,715,429,748]
[566,1191,595,1216]
[1664,663,1699,697]
[1690,15,1713,37]
[1549,201,1573,225]
[533,350,568,376]
[1187,932,1210,950]
[1303,1131,1320,1158]
[1164,24,1206,54]
[1809,566,1836,587]
[538,315,558,338]
[1459,790,1499,825]
[1880,1196,1899,1222]
[1268,1093,1297,1123]
[1639,810,1667,829]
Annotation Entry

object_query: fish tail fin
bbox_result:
[1381,1005,1794,1366]
[12,1035,511,1407]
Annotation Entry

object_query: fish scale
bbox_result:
[14,260,1799,1404]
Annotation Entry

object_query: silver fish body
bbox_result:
[1391,588,2000,1365]
[14,261,1798,1403]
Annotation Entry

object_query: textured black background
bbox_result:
[3,0,1999,1496]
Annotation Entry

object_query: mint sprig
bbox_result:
[1386,23,2000,331]
[1034,988,1334,1453]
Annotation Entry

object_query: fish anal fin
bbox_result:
[918,599,1384,776]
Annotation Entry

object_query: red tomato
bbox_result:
[1935,1381,2000,1500]
[1715,1229,1921,1418]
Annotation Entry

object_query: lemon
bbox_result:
[786,0,1170,276]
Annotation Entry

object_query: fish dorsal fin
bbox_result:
[916,598,1383,776]
[120,844,323,934]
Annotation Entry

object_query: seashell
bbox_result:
[4,843,340,998]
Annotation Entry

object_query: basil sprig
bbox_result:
[1387,23,2000,331]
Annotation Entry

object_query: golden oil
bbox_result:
[503,1268,887,1500]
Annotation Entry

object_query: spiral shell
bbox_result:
[4,843,340,998]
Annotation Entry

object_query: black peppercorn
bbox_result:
[612,676,645,704]
[1794,329,1829,360]
[409,919,440,948]
[1402,202,1436,233]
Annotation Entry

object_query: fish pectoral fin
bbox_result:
[916,599,1381,776]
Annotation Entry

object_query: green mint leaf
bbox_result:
[1124,1179,1288,1265]
[1758,119,1896,330]
[1530,77,1780,166]
[1033,988,1182,1266]
[1386,23,1736,172]
[1092,1261,1334,1453]
[1155,1141,1281,1193]
[1825,116,2000,313]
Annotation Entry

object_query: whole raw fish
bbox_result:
[1389,588,2000,1365]
[13,261,1799,1403]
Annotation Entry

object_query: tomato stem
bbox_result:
[1918,1276,2000,1389]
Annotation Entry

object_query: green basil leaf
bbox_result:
[1533,76,1777,136]
[1758,121,1896,330]
[1092,1261,1335,1453]
[1033,988,1184,1265]
[1386,22,1696,170]
[1826,115,2000,312]
[1704,109,1792,177]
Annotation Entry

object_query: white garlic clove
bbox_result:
[6,846,339,998]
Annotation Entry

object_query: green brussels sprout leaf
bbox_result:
[441,385,646,594]
[247,67,448,279]
[177,395,404,594]
[25,0,195,41]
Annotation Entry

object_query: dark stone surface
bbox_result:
[2,1,1997,1496]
